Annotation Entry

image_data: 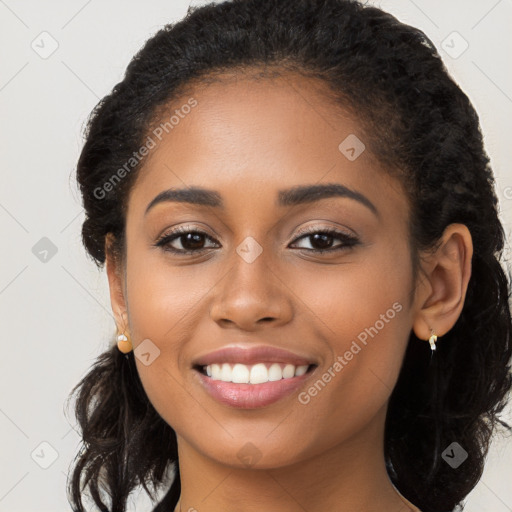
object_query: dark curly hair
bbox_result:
[65,0,512,511]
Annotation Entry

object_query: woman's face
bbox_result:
[114,72,423,468]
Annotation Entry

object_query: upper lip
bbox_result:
[192,345,318,368]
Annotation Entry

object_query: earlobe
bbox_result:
[412,223,473,342]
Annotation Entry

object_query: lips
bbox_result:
[195,368,317,408]
[191,344,318,368]
[190,344,319,408]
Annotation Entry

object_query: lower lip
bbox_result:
[194,366,317,409]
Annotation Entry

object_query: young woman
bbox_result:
[66,1,512,511]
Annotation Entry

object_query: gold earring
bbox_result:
[117,331,133,353]
[428,329,437,352]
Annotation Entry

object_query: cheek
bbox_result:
[286,242,411,346]
[123,248,204,406]
[125,247,212,343]
[288,243,413,423]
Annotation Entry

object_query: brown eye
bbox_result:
[177,232,208,251]
[307,233,336,250]
[290,228,359,253]
[155,227,220,255]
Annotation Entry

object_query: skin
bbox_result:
[105,71,473,512]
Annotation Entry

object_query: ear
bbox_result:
[105,233,129,336]
[412,223,473,342]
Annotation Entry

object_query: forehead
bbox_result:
[127,71,408,221]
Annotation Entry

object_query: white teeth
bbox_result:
[211,363,221,380]
[220,363,231,381]
[268,363,283,381]
[250,363,268,384]
[203,362,310,383]
[232,363,250,383]
[295,364,308,376]
[282,364,295,379]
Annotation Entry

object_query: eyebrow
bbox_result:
[144,183,379,217]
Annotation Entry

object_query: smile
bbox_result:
[193,362,318,409]
[199,362,313,383]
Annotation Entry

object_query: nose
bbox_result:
[209,247,293,331]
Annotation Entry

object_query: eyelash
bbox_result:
[154,225,360,256]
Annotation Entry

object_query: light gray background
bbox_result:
[1,0,511,510]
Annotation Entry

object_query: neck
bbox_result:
[172,405,420,512]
